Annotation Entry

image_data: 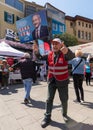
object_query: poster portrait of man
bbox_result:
[16,10,48,43]
[32,11,49,40]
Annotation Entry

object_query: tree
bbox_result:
[54,33,78,47]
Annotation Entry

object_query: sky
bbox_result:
[26,0,93,19]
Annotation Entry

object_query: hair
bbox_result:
[24,53,31,59]
[32,14,41,21]
[2,59,7,64]
[75,49,83,57]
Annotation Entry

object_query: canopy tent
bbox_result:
[69,42,93,57]
[0,39,32,51]
[0,41,25,57]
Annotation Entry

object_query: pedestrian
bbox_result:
[33,38,75,128]
[39,65,45,81]
[84,57,92,86]
[1,59,9,88]
[11,53,43,104]
[69,49,89,103]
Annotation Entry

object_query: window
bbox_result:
[70,22,73,27]
[4,11,14,24]
[59,25,64,32]
[86,23,88,28]
[89,32,91,40]
[16,16,21,21]
[89,24,91,28]
[52,23,57,31]
[85,32,88,40]
[78,21,80,26]
[78,30,80,38]
[81,31,84,39]
[25,6,36,16]
[5,0,23,12]
[82,22,84,27]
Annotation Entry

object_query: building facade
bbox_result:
[24,1,44,16]
[1,0,93,45]
[0,0,25,39]
[65,15,93,44]
[45,3,66,39]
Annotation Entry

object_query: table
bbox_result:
[9,72,22,84]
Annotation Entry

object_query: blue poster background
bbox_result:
[16,10,48,43]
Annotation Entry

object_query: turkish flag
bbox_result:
[44,42,50,54]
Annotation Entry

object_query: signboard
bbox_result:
[16,10,48,43]
[6,29,17,41]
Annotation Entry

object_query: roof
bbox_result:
[69,42,93,57]
[65,15,93,23]
[45,3,65,14]
[0,39,33,51]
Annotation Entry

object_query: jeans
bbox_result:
[23,78,32,99]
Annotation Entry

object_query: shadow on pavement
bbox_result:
[0,81,42,95]
[22,98,62,110]
[49,117,78,130]
[21,98,45,109]
[68,122,93,130]
[50,120,68,130]
[0,85,19,95]
[50,116,93,130]
[81,101,93,109]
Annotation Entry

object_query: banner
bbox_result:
[16,10,48,43]
[38,39,50,55]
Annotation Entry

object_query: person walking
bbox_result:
[33,38,75,128]
[69,49,87,103]
[39,65,46,81]
[1,60,9,88]
[11,53,43,104]
[84,58,91,86]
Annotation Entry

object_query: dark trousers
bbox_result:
[73,74,84,102]
[2,74,9,87]
[85,73,91,85]
[45,81,68,119]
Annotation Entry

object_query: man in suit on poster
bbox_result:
[32,14,48,40]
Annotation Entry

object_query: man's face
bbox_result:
[32,15,41,28]
[52,41,62,53]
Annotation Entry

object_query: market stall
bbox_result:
[0,41,25,57]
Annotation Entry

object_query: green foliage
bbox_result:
[54,33,78,47]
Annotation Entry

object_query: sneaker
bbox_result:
[81,100,84,104]
[24,98,29,104]
[28,96,31,100]
[63,115,69,122]
[41,117,51,128]
[73,99,81,103]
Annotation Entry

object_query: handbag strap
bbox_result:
[72,58,83,73]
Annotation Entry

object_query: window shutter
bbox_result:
[12,14,14,24]
[16,16,20,21]
[4,11,7,22]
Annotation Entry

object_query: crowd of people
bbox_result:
[0,37,93,129]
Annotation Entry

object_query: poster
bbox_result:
[16,10,48,43]
[38,39,50,55]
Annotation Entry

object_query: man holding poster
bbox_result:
[33,38,75,128]
[32,14,48,40]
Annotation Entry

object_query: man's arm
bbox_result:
[60,42,75,61]
[65,49,75,61]
[35,51,48,61]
